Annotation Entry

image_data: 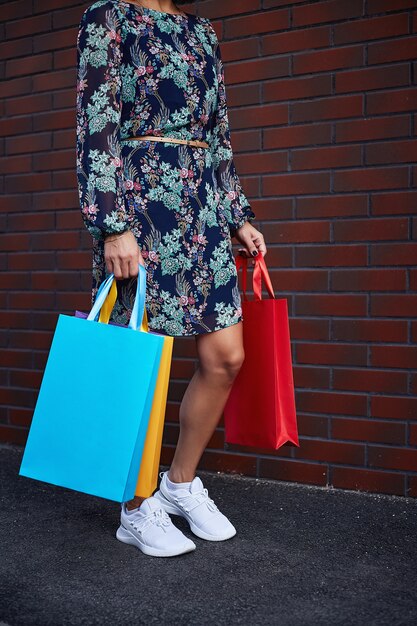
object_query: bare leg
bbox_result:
[125,321,244,507]
[168,321,244,483]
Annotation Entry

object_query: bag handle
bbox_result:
[235,253,275,301]
[86,263,149,331]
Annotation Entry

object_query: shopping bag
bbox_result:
[74,276,175,499]
[19,264,164,502]
[135,329,174,498]
[224,253,299,450]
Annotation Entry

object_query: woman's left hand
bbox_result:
[234,221,267,264]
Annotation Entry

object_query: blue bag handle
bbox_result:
[86,263,147,331]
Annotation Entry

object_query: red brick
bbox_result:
[291,95,363,123]
[5,93,52,116]
[264,123,331,149]
[259,458,327,486]
[334,13,409,44]
[296,342,367,366]
[332,467,405,496]
[53,5,84,29]
[335,64,409,94]
[369,36,417,65]
[367,88,417,115]
[198,0,260,19]
[10,370,43,389]
[234,151,287,174]
[300,413,331,438]
[332,269,407,292]
[226,56,289,85]
[6,53,52,78]
[371,295,417,318]
[230,103,287,130]
[295,439,365,465]
[294,45,364,75]
[334,166,409,192]
[2,76,32,98]
[291,319,330,342]
[293,0,363,27]
[369,446,417,472]
[228,83,261,107]
[366,140,417,165]
[262,25,330,55]
[0,38,32,61]
[367,0,417,11]
[8,291,56,310]
[0,271,31,290]
[53,129,76,150]
[372,345,417,369]
[221,38,259,62]
[54,48,77,70]
[371,242,417,266]
[6,14,51,39]
[335,115,410,143]
[333,368,407,393]
[0,426,28,446]
[296,294,367,316]
[9,252,55,271]
[296,244,367,267]
[0,0,32,21]
[6,133,52,156]
[333,217,409,242]
[0,155,31,175]
[224,8,289,38]
[262,269,327,292]
[33,68,74,92]
[331,418,406,445]
[377,192,416,218]
[297,195,368,218]
[332,320,408,343]
[9,409,34,428]
[297,390,367,416]
[292,145,361,170]
[34,150,74,172]
[264,75,332,103]
[263,172,330,196]
[33,110,74,132]
[295,364,331,389]
[371,396,417,420]
[34,27,78,53]
[5,173,50,193]
[262,220,330,243]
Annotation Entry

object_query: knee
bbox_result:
[204,348,245,382]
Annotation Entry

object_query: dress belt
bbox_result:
[125,135,209,149]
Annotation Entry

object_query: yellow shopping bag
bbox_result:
[135,332,173,498]
[99,277,174,499]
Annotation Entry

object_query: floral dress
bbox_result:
[76,0,256,336]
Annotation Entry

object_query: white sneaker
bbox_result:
[153,471,237,542]
[116,495,196,557]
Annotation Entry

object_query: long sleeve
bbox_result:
[207,21,256,238]
[76,2,130,242]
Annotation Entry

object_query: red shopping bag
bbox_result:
[224,253,299,450]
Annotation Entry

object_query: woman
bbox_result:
[76,0,267,557]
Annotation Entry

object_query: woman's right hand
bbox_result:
[104,230,145,279]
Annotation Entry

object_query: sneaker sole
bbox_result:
[153,493,237,542]
[116,525,196,557]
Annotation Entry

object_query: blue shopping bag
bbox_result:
[19,264,164,503]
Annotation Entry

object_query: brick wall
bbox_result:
[1,0,416,497]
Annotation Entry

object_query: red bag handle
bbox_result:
[235,253,275,301]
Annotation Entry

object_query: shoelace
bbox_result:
[173,487,219,514]
[127,507,171,534]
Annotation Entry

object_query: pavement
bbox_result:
[1,444,417,626]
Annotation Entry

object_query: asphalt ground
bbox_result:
[1,444,416,626]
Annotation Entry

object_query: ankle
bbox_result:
[167,468,195,484]
[126,496,145,511]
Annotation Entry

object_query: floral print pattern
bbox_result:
[76,0,256,336]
